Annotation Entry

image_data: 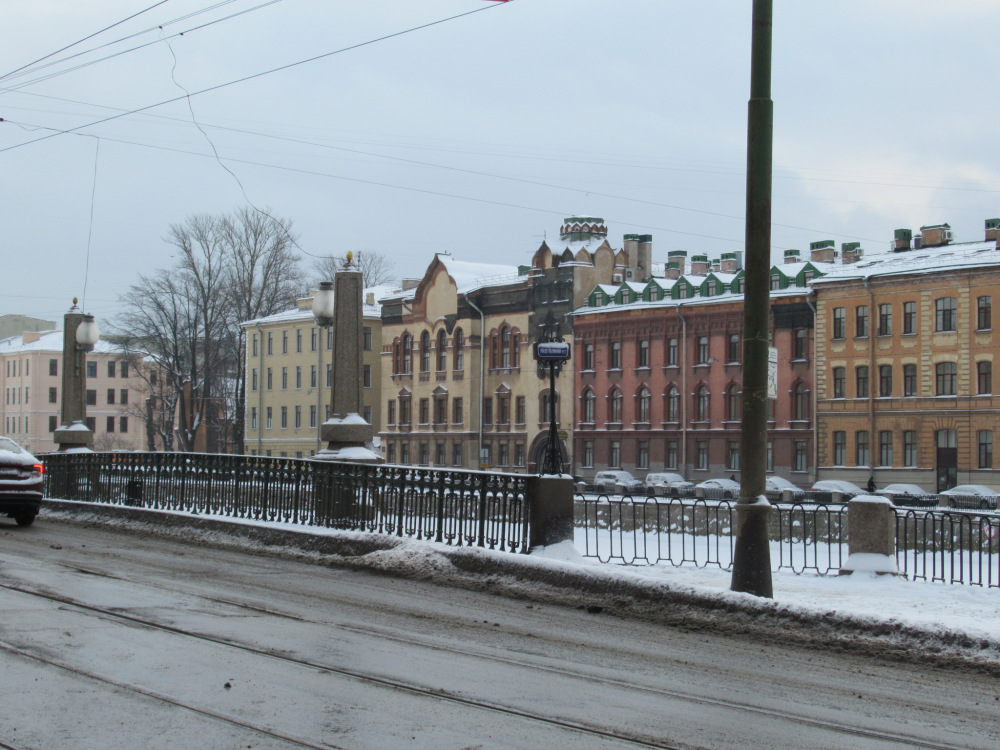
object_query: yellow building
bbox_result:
[813,220,1000,492]
[241,289,387,457]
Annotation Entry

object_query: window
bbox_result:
[387,400,396,425]
[437,442,447,466]
[832,367,845,398]
[453,442,463,467]
[832,308,846,339]
[48,387,57,403]
[311,328,318,352]
[729,333,742,363]
[267,332,273,355]
[792,382,808,420]
[855,305,869,338]
[666,440,679,469]
[695,385,709,422]
[326,364,332,388]
[282,331,288,354]
[267,368,273,390]
[978,361,992,394]
[363,326,372,351]
[86,361,97,378]
[453,329,464,371]
[666,386,680,422]
[294,406,302,429]
[482,397,492,426]
[878,304,892,336]
[437,330,448,371]
[727,441,739,471]
[296,329,303,353]
[904,431,917,467]
[610,341,621,369]
[107,388,115,405]
[310,405,317,428]
[878,431,893,467]
[120,389,128,405]
[281,367,288,390]
[879,365,892,397]
[515,396,525,425]
[399,396,411,425]
[280,406,288,429]
[904,364,917,396]
[697,336,709,364]
[637,387,651,423]
[85,417,95,432]
[420,331,431,372]
[936,362,957,395]
[856,430,870,467]
[696,441,708,470]
[49,358,58,376]
[793,329,807,360]
[582,441,594,468]
[419,398,429,425]
[86,389,97,406]
[120,362,128,378]
[584,343,595,370]
[401,334,412,374]
[903,301,917,335]
[266,407,273,429]
[107,361,116,378]
[833,431,847,465]
[49,415,58,433]
[980,431,994,468]
[453,398,463,425]
[419,443,429,466]
[106,416,115,433]
[400,443,409,465]
[434,396,447,425]
[856,366,869,398]
[363,364,372,389]
[794,441,808,472]
[609,388,622,423]
[251,407,258,430]
[979,296,992,331]
[500,327,512,368]
[638,339,650,368]
[726,384,741,421]
[310,365,317,388]
[667,338,679,366]
[295,366,302,389]
[327,328,333,350]
[638,441,649,470]
[496,393,510,425]
[610,441,621,469]
[935,297,957,332]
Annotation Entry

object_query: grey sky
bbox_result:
[3,1,999,324]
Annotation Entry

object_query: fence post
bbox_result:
[840,495,898,575]
[526,475,574,550]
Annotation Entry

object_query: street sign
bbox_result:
[534,340,571,361]
[767,346,778,399]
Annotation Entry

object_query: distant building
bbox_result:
[0,330,153,454]
[240,288,388,458]
[0,315,56,341]
[812,220,1000,492]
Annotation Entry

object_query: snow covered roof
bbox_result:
[241,283,394,327]
[435,255,522,294]
[543,233,614,257]
[0,330,124,356]
[811,241,1000,284]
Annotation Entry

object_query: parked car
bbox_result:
[764,476,808,503]
[591,470,645,495]
[696,477,741,500]
[0,436,44,526]
[939,485,1000,510]
[644,472,695,497]
[809,479,865,503]
[877,483,938,508]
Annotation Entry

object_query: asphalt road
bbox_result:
[1,516,998,750]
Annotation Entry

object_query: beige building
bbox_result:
[0,329,152,454]
[241,289,387,457]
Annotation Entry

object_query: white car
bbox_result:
[591,470,645,495]
[939,485,999,510]
[765,476,807,502]
[877,483,937,508]
[695,478,741,500]
[644,472,695,497]
[810,480,865,501]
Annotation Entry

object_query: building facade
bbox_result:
[0,330,152,454]
[813,220,1000,491]
[241,289,386,458]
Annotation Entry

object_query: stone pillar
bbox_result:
[53,303,94,451]
[840,495,898,575]
[527,475,574,549]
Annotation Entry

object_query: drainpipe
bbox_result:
[254,322,264,455]
[465,295,486,470]
[864,277,876,484]
[678,305,688,474]
[806,291,819,484]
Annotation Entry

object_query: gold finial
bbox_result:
[73,297,78,305]
[346,250,354,264]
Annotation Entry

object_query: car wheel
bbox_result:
[14,513,36,527]
[980,500,990,510]
[723,491,733,499]
[947,498,956,508]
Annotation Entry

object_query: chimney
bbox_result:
[784,249,801,264]
[402,278,420,291]
[720,252,740,273]
[366,292,376,306]
[667,250,687,275]
[637,234,653,282]
[986,218,1000,243]
[920,223,952,248]
[892,228,912,252]
[809,240,837,263]
[711,258,721,272]
[664,261,681,280]
[689,255,709,275]
[841,242,863,264]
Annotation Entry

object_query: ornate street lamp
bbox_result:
[54,300,100,452]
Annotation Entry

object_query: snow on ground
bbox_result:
[37,501,1000,661]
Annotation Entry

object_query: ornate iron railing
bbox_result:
[43,452,530,553]
[575,494,848,575]
[894,508,1000,588]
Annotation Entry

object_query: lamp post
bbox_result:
[54,299,100,452]
[312,281,334,454]
[311,255,380,462]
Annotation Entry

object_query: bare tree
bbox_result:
[313,249,394,288]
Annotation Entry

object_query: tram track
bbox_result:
[0,577,981,750]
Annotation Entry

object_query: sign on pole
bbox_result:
[767,346,778,399]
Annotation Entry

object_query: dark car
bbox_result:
[0,436,44,526]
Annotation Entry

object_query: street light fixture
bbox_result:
[54,300,100,452]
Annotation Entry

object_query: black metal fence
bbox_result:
[575,494,848,575]
[894,508,1000,588]
[43,452,530,553]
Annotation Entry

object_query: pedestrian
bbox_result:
[867,475,876,493]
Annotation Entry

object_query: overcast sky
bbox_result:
[3,1,1000,325]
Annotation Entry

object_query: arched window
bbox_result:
[695,385,709,422]
[582,389,595,423]
[609,388,623,423]
[500,326,511,368]
[453,328,464,371]
[792,382,809,420]
[637,387,651,423]
[401,334,412,375]
[726,384,741,421]
[665,386,679,422]
[420,331,431,372]
[437,330,447,371]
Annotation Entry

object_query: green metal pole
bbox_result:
[731,0,774,597]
